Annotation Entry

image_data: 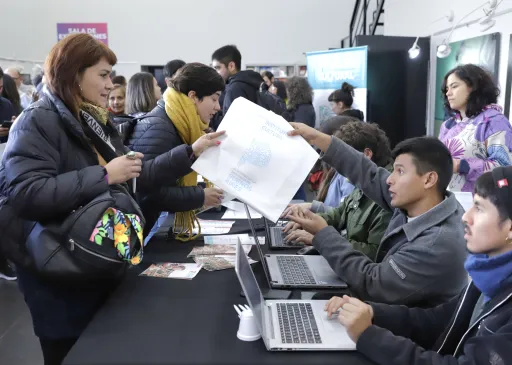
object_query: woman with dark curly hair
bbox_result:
[439,64,512,192]
[286,76,316,128]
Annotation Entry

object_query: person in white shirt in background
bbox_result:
[5,66,35,109]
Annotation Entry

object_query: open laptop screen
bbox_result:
[235,241,267,339]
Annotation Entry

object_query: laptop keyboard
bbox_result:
[277,303,322,344]
[276,256,316,285]
[270,228,303,247]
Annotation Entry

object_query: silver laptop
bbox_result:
[265,218,305,250]
[235,241,356,351]
[245,205,347,290]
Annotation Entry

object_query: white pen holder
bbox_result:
[237,310,261,341]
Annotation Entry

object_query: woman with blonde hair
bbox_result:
[107,83,126,116]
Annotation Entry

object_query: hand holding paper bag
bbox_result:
[191,98,319,222]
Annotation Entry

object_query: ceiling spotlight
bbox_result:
[437,43,452,58]
[408,38,421,59]
[407,10,454,60]
[408,45,420,59]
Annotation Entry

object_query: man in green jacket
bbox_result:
[284,121,393,260]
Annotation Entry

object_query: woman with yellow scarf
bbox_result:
[127,63,226,242]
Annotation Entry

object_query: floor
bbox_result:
[0,279,43,365]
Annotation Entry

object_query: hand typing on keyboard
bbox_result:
[285,229,313,246]
[324,295,374,342]
[286,209,328,235]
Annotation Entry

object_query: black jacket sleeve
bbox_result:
[129,121,204,210]
[137,144,195,191]
[3,109,109,221]
[369,294,461,350]
[292,104,316,128]
[357,321,512,365]
[145,185,205,213]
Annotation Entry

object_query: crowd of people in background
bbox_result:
[1,33,512,365]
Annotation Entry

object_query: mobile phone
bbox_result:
[1,121,13,128]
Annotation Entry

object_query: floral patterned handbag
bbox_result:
[25,185,145,279]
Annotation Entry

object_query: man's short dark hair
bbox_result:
[335,122,392,168]
[212,45,241,71]
[0,67,3,78]
[474,171,510,222]
[164,59,186,78]
[392,137,453,195]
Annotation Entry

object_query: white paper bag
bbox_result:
[192,97,318,222]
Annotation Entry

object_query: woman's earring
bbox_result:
[79,84,83,92]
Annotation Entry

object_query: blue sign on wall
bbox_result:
[307,46,368,90]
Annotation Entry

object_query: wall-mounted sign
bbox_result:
[57,23,108,45]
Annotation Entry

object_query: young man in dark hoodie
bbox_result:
[322,166,512,365]
[210,45,263,130]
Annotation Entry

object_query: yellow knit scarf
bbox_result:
[80,102,110,125]
[163,88,211,241]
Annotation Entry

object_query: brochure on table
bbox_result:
[192,97,318,222]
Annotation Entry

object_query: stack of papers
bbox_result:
[187,244,252,257]
[139,263,202,279]
[194,255,257,272]
[180,219,235,235]
[221,200,262,219]
[188,244,255,272]
[204,234,265,245]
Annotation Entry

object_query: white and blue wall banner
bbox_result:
[307,46,368,127]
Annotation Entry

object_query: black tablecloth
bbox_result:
[63,212,375,365]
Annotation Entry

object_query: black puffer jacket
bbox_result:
[341,108,365,121]
[290,103,316,128]
[0,90,194,339]
[223,70,263,113]
[127,100,205,235]
[358,281,512,365]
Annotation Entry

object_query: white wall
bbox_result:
[384,0,512,132]
[0,0,354,79]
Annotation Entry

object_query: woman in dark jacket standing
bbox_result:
[286,76,316,128]
[0,34,221,365]
[127,63,226,241]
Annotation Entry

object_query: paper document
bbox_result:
[192,97,319,222]
[204,234,265,245]
[193,255,257,271]
[139,263,202,279]
[180,219,235,235]
[188,244,252,257]
[222,208,262,220]
[454,192,473,212]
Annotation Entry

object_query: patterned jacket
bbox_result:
[439,105,512,192]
